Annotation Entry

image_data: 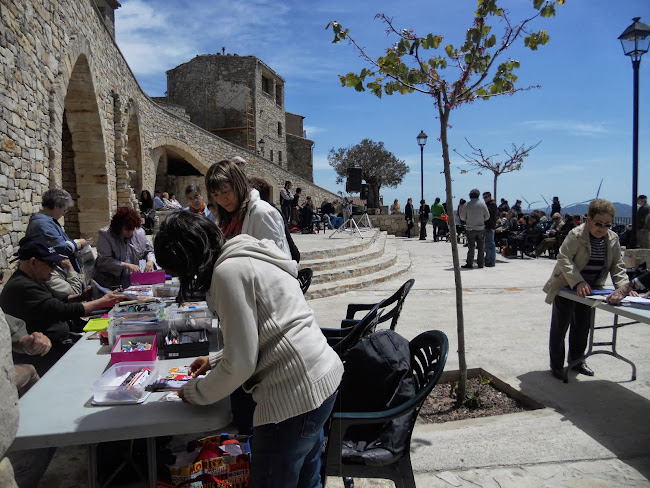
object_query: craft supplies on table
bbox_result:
[111,333,158,364]
[91,361,159,405]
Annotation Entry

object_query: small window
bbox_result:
[277,122,282,136]
[275,85,283,106]
[279,151,283,163]
[262,76,272,95]
[270,150,274,162]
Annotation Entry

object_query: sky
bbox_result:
[114,0,649,213]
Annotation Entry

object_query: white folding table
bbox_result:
[9,332,232,488]
[557,289,650,383]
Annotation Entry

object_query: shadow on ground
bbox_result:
[518,370,650,479]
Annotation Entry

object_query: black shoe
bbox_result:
[572,363,594,376]
[461,264,473,269]
[551,368,564,380]
[478,265,484,269]
[485,263,495,267]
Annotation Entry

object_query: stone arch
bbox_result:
[48,37,111,239]
[258,170,278,205]
[150,137,210,203]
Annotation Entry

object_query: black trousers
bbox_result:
[419,221,427,239]
[549,295,593,371]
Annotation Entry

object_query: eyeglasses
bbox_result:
[592,222,612,228]
[38,259,58,268]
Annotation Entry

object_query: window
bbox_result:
[279,151,283,163]
[277,122,282,136]
[275,85,283,106]
[270,150,274,162]
[262,75,272,95]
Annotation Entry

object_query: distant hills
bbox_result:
[532,202,633,219]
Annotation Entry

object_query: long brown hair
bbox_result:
[205,159,250,228]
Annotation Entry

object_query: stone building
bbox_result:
[160,54,314,183]
[0,0,335,276]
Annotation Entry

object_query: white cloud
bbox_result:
[303,125,326,138]
[312,154,331,170]
[523,120,608,136]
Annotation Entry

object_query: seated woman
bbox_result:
[139,190,155,233]
[184,184,217,223]
[206,159,290,257]
[25,188,87,295]
[93,207,156,290]
[154,212,342,488]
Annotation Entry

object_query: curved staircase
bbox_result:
[296,229,411,300]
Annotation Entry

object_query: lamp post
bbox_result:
[417,130,428,203]
[258,138,265,157]
[618,17,650,248]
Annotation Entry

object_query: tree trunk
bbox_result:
[493,172,498,204]
[439,107,467,404]
[368,182,380,209]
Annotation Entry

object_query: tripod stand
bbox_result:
[330,201,373,239]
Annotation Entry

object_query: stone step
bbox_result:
[305,245,411,300]
[298,228,380,261]
[300,232,387,272]
[310,235,397,284]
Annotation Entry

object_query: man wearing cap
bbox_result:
[0,236,123,375]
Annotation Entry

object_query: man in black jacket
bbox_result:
[483,192,498,267]
[0,236,123,375]
[418,199,430,240]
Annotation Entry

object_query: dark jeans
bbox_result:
[419,221,427,239]
[282,204,292,224]
[549,295,593,370]
[465,229,485,266]
[250,392,337,488]
[230,386,256,435]
[432,218,443,241]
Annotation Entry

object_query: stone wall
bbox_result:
[369,214,420,237]
[286,133,314,182]
[0,0,337,277]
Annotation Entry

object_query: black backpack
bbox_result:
[336,329,415,459]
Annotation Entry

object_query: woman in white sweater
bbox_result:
[154,212,342,488]
[206,159,290,257]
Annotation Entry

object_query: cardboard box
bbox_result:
[130,270,166,285]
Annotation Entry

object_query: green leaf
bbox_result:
[533,0,544,9]
[540,5,555,17]
[445,44,454,57]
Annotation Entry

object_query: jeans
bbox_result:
[465,229,485,266]
[549,295,593,371]
[484,229,496,265]
[432,218,443,241]
[250,392,337,488]
[282,204,292,224]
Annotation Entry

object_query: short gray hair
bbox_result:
[42,188,73,210]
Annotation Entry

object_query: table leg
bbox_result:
[87,443,99,488]
[147,437,156,488]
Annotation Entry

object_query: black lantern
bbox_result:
[258,138,265,156]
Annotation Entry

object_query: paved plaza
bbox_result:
[36,227,650,487]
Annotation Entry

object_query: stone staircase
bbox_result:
[299,229,411,300]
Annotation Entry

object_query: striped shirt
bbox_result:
[581,235,606,286]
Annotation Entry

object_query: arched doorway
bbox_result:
[61,54,111,239]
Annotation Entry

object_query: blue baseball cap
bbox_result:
[16,236,70,262]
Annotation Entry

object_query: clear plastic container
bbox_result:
[166,302,213,331]
[92,361,159,405]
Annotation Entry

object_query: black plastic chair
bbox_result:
[322,330,449,488]
[341,279,415,331]
[321,302,384,356]
[297,267,313,295]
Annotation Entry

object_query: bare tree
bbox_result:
[455,139,541,202]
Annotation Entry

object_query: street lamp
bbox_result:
[417,130,428,203]
[258,138,265,157]
[618,17,650,248]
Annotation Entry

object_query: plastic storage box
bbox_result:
[111,333,158,364]
[92,361,159,405]
[166,302,213,331]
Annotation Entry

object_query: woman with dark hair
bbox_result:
[93,207,156,290]
[205,159,290,257]
[154,212,342,488]
[139,190,155,233]
[184,184,216,223]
